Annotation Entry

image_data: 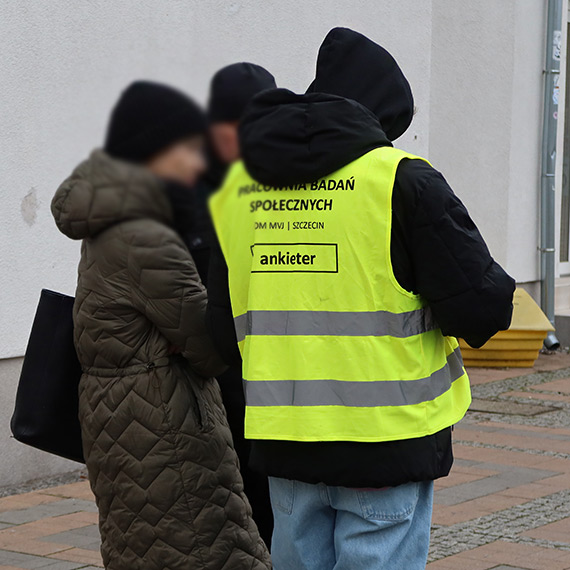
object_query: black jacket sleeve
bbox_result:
[206,236,243,366]
[391,159,515,348]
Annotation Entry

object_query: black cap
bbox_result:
[104,80,207,162]
[307,28,414,141]
[208,62,276,123]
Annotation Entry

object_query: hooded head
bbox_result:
[307,27,414,141]
[239,28,412,186]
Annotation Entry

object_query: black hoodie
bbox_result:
[207,28,515,487]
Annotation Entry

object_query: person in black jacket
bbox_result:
[207,28,515,569]
[209,63,276,165]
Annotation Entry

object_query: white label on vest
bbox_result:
[251,243,338,273]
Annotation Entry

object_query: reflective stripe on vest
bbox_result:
[209,147,471,443]
[234,307,437,343]
[244,346,464,407]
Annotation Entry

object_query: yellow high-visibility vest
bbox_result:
[209,146,471,442]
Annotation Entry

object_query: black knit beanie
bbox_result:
[104,80,207,162]
[208,63,276,123]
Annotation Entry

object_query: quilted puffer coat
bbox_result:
[51,150,271,570]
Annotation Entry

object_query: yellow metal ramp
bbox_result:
[459,288,554,368]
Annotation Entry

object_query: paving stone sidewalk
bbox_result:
[0,480,101,568]
[428,351,570,569]
[1,352,570,569]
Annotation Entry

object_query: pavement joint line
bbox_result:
[457,422,570,442]
[429,489,570,562]
[488,567,530,570]
[434,465,557,506]
[503,535,570,551]
[453,438,570,459]
[503,395,570,408]
[0,548,87,568]
[471,366,570,399]
[469,397,562,416]
[498,393,570,408]
[466,408,570,429]
[507,388,570,398]
[0,503,98,527]
[0,470,87,499]
[447,461,540,473]
[0,512,90,525]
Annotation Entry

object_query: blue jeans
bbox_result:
[269,477,434,570]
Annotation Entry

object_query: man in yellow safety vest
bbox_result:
[208,28,515,569]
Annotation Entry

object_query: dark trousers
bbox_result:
[217,366,274,546]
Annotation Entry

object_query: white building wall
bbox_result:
[2,0,562,486]
[507,1,546,285]
[429,1,517,275]
[0,0,433,486]
[0,0,433,362]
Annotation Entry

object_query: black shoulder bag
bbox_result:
[11,289,84,463]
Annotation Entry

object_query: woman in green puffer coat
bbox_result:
[51,81,271,570]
